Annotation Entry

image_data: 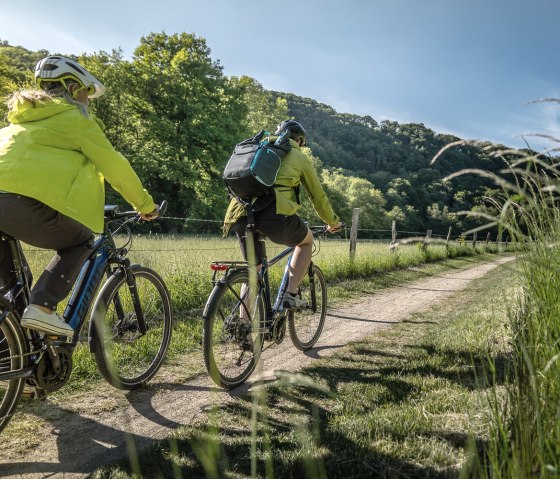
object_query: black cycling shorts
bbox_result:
[232,199,309,263]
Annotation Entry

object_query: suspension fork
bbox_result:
[120,259,147,335]
[308,262,317,311]
[106,266,126,324]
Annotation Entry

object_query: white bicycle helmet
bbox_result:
[34,56,106,98]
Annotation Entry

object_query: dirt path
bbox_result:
[0,256,514,478]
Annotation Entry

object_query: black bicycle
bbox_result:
[202,225,330,389]
[0,202,172,434]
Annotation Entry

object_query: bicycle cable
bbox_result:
[107,216,136,251]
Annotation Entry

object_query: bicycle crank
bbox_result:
[35,345,73,392]
[271,314,287,344]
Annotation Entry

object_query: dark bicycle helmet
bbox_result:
[274,120,307,142]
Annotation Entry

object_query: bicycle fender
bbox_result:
[88,274,120,354]
[202,268,250,319]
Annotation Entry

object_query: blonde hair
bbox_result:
[7,89,53,110]
[7,81,89,117]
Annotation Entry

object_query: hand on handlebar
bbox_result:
[140,205,160,221]
[326,222,343,233]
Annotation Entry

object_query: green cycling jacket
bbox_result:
[224,138,339,229]
[0,97,155,233]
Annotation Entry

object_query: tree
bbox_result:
[83,33,249,230]
[0,44,40,126]
[230,76,288,136]
[320,169,388,233]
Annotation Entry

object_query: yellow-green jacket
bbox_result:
[0,97,155,233]
[224,139,339,229]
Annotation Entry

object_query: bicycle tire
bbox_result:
[0,308,27,434]
[203,269,264,389]
[90,265,172,390]
[288,264,327,351]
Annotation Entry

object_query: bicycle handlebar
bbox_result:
[310,222,346,236]
[104,200,168,220]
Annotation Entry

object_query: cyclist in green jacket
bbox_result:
[224,120,342,309]
[0,56,159,336]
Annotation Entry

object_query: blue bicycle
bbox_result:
[0,203,172,433]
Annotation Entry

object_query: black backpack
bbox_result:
[223,130,291,201]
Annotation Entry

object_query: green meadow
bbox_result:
[20,235,498,388]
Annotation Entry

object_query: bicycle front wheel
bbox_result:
[91,266,172,390]
[203,269,264,389]
[0,309,27,434]
[288,264,327,351]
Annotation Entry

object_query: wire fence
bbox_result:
[19,212,506,256]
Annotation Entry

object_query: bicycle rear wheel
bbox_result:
[288,264,327,351]
[0,309,27,434]
[203,269,264,389]
[91,266,172,389]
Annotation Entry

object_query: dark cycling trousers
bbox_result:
[0,194,94,311]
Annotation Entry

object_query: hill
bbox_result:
[278,92,513,234]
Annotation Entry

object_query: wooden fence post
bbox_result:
[446,227,452,244]
[349,208,360,259]
[472,231,477,249]
[486,232,491,244]
[423,230,432,251]
[391,220,397,245]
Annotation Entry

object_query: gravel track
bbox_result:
[0,256,514,478]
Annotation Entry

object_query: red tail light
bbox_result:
[210,263,229,271]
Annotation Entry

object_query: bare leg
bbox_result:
[287,228,313,294]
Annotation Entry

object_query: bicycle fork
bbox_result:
[114,260,147,335]
[307,262,317,311]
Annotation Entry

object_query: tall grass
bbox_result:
[433,133,560,476]
[481,222,560,477]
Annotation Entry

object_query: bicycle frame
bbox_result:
[0,201,170,409]
[258,240,295,320]
[211,236,296,328]
[0,217,145,355]
[63,236,112,343]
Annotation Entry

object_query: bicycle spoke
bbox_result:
[203,269,263,389]
[0,311,26,434]
[289,264,327,350]
[92,267,172,389]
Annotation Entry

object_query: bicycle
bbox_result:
[0,202,172,434]
[202,225,330,389]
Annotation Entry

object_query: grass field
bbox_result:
[18,235,502,392]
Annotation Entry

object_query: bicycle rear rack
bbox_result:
[209,261,248,283]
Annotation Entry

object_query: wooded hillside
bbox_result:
[0,34,521,237]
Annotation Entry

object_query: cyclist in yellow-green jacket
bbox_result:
[224,120,342,309]
[0,56,159,336]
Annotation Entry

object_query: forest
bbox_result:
[0,32,522,238]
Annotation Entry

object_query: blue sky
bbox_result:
[1,0,559,151]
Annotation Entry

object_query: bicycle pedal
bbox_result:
[21,384,46,400]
